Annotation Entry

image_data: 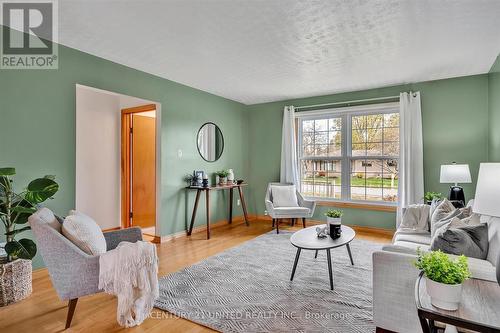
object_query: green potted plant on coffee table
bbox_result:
[325,209,343,224]
[414,249,470,310]
[0,167,59,306]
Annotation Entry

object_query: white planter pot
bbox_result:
[327,217,341,225]
[425,277,463,311]
[218,177,227,185]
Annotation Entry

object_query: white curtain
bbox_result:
[280,106,299,185]
[398,92,424,227]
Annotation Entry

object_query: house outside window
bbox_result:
[297,102,400,204]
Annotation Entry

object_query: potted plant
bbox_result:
[325,209,343,239]
[0,167,59,306]
[423,191,443,205]
[325,209,343,224]
[414,249,471,310]
[215,170,229,185]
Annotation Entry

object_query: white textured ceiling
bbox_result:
[56,0,500,104]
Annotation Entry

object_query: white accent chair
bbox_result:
[265,183,316,233]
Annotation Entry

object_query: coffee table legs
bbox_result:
[346,243,354,265]
[326,249,334,290]
[290,248,301,281]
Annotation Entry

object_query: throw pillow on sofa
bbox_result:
[430,199,471,237]
[430,223,489,260]
[62,210,107,255]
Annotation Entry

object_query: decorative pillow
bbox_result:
[430,224,489,260]
[430,199,468,237]
[399,204,430,231]
[62,210,106,255]
[271,185,299,207]
[29,207,62,233]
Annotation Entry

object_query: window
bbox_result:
[297,103,399,204]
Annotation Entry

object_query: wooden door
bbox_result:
[131,114,156,228]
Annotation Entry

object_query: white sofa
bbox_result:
[372,203,500,333]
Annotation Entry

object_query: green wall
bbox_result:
[489,55,500,161]
[0,27,249,268]
[246,75,490,229]
[1,25,498,270]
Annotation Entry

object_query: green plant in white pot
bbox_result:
[0,167,59,306]
[414,249,471,311]
[215,170,229,186]
[325,209,342,224]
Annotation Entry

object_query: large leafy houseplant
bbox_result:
[0,167,59,262]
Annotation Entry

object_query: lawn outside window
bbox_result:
[297,102,399,205]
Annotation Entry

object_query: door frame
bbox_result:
[121,104,158,230]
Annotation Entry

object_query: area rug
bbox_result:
[155,231,383,333]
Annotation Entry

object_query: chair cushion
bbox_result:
[271,185,298,207]
[62,210,106,255]
[273,206,310,216]
[29,207,62,233]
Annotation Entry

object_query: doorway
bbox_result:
[121,104,157,237]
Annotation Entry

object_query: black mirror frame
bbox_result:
[196,122,224,163]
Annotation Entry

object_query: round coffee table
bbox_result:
[290,225,356,290]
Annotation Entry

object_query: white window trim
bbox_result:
[296,102,400,206]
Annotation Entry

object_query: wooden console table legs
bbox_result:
[187,189,201,237]
[237,185,250,226]
[187,184,249,240]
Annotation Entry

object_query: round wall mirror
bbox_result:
[197,122,224,162]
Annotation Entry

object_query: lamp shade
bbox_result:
[473,163,500,217]
[440,164,472,184]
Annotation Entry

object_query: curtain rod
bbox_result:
[294,94,401,111]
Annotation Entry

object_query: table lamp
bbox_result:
[473,163,500,286]
[440,163,472,206]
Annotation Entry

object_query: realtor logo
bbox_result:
[1,0,58,69]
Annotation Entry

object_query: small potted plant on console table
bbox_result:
[215,170,229,186]
[414,249,470,311]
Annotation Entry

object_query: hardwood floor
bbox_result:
[0,218,392,333]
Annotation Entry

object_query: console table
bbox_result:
[415,271,500,333]
[186,183,249,239]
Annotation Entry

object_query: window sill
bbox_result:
[313,200,397,212]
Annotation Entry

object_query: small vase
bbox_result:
[425,277,463,310]
[219,177,227,186]
[227,169,235,184]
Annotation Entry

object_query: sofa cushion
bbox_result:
[62,210,106,255]
[273,206,310,216]
[453,254,496,282]
[29,207,61,233]
[431,224,489,260]
[393,240,430,252]
[394,232,431,245]
[271,185,298,207]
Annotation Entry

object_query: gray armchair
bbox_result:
[29,208,143,329]
[265,183,316,233]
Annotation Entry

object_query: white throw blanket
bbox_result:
[399,204,430,232]
[98,241,159,327]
